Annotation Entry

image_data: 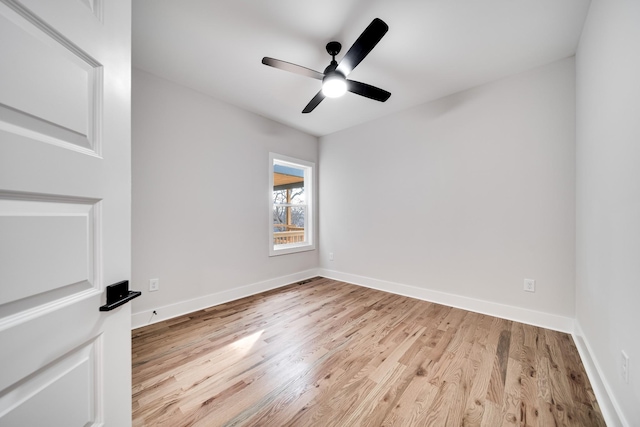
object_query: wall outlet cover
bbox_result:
[622,350,630,383]
[524,278,535,292]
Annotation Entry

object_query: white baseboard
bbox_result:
[573,322,628,427]
[131,268,320,330]
[317,268,574,333]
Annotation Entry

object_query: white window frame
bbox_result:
[269,153,315,256]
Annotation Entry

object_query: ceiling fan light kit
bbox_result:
[322,72,347,98]
[262,18,391,113]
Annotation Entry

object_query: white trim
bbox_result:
[573,322,629,427]
[317,268,574,333]
[131,269,320,330]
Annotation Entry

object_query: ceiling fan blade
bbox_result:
[262,57,324,80]
[336,18,388,77]
[347,80,391,102]
[302,90,325,113]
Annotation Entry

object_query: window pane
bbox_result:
[273,164,305,204]
[273,206,305,245]
[287,187,306,204]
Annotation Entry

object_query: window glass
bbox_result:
[270,154,314,256]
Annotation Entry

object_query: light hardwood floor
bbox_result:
[132,277,605,426]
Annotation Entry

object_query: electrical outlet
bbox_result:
[622,351,629,383]
[329,252,334,261]
[149,278,159,292]
[524,278,535,292]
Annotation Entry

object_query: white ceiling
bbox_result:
[132,0,591,137]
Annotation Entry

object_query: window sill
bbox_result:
[269,243,315,257]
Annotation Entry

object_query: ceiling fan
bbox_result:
[262,18,391,113]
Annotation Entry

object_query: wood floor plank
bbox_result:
[499,357,523,427]
[460,339,495,426]
[132,278,606,426]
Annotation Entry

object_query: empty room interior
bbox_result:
[129,0,639,426]
[1,0,638,426]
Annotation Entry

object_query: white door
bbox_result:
[0,0,131,425]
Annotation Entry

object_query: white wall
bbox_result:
[576,0,640,424]
[131,69,318,326]
[319,58,576,325]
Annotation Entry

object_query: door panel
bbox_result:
[0,0,102,154]
[0,338,99,426]
[0,198,96,307]
[0,297,99,392]
[0,0,131,425]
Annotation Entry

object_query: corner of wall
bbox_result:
[572,321,629,427]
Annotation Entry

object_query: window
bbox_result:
[269,153,315,256]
